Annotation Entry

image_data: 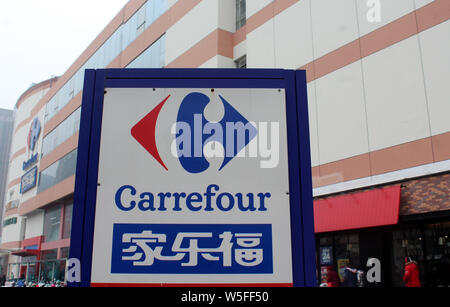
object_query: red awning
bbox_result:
[314,185,401,233]
[11,249,39,257]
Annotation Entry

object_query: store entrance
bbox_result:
[316,228,394,287]
[392,221,450,287]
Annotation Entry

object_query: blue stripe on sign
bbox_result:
[111,224,273,274]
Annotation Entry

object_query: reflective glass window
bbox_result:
[127,34,166,68]
[236,0,246,30]
[43,0,169,123]
[41,108,81,157]
[38,149,78,194]
[63,203,73,239]
[44,206,61,242]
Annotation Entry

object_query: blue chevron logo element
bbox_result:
[176,92,258,174]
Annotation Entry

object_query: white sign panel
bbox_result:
[89,87,293,286]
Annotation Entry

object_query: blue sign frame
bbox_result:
[69,68,316,287]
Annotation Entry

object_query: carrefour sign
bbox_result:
[20,117,41,194]
[69,69,316,287]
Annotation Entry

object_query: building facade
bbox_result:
[0,108,14,231]
[0,0,449,286]
[0,108,14,277]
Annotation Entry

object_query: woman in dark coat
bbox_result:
[342,261,358,287]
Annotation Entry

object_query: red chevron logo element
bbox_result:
[131,95,170,171]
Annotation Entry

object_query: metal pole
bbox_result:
[51,262,55,282]
[26,263,29,282]
[38,259,41,282]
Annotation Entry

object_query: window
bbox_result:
[42,201,73,242]
[236,0,246,30]
[39,249,62,281]
[60,247,70,259]
[37,149,78,194]
[43,1,169,125]
[136,5,146,36]
[235,55,247,68]
[5,199,19,211]
[43,206,61,242]
[63,203,73,239]
[126,34,166,68]
[41,108,81,157]
[423,222,450,287]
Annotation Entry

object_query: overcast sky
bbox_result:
[0,0,129,110]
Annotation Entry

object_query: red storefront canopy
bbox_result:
[314,185,401,233]
[11,249,40,257]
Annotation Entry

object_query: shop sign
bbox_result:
[69,69,316,287]
[27,117,41,152]
[23,153,39,171]
[20,166,38,194]
[337,259,350,282]
[319,246,333,265]
[21,117,41,192]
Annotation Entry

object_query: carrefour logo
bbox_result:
[131,92,279,173]
[23,117,41,171]
[114,91,278,214]
[27,117,41,152]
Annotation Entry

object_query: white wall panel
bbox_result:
[274,0,314,69]
[307,81,320,167]
[7,157,22,185]
[10,127,27,157]
[246,0,272,18]
[166,0,178,10]
[310,0,359,59]
[356,0,415,37]
[247,20,275,68]
[414,0,434,9]
[233,40,247,62]
[14,90,46,125]
[419,20,450,136]
[165,0,219,64]
[10,88,49,156]
[217,55,238,68]
[218,0,236,32]
[315,61,369,164]
[24,211,44,239]
[198,55,236,68]
[0,215,22,244]
[363,36,430,151]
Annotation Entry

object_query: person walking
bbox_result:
[326,268,341,287]
[342,260,358,287]
[403,257,421,287]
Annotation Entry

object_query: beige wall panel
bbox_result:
[274,0,314,69]
[247,0,273,18]
[356,0,415,37]
[419,20,450,136]
[414,0,435,9]
[247,20,275,68]
[307,81,320,167]
[310,0,359,59]
[165,0,219,65]
[316,61,369,164]
[363,36,430,151]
